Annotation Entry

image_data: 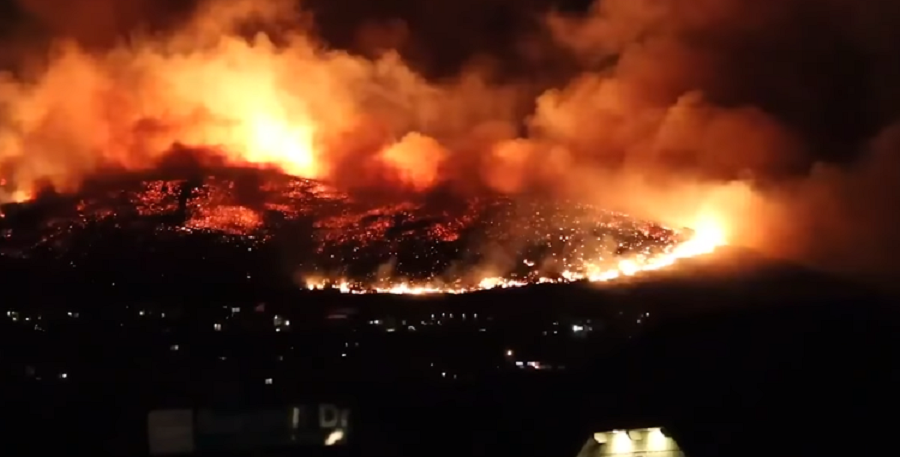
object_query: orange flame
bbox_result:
[305,221,728,295]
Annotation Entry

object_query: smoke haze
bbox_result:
[2,0,900,287]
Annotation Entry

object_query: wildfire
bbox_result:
[0,0,748,294]
[305,215,727,295]
[0,171,729,295]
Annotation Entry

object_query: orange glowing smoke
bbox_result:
[0,0,524,201]
[0,31,331,192]
[377,133,448,191]
[3,0,899,290]
[0,0,757,286]
[0,0,768,219]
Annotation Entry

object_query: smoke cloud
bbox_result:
[3,0,900,287]
[531,0,900,287]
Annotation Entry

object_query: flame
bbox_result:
[0,0,747,291]
[0,0,767,223]
[243,114,319,178]
[0,1,479,198]
[305,224,727,295]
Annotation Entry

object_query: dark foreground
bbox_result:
[2,249,898,457]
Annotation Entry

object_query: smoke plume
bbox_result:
[3,0,900,287]
[524,0,900,288]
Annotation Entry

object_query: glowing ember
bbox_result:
[186,205,263,234]
[305,220,724,295]
[0,168,725,294]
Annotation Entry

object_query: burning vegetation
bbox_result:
[0,0,737,294]
[0,164,723,294]
[5,0,900,289]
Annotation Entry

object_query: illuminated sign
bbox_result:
[148,404,350,455]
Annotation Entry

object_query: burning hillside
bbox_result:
[0,0,745,296]
[2,0,900,290]
[0,165,722,294]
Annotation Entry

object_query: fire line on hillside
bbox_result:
[0,167,725,295]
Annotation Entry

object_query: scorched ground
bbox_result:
[0,166,720,294]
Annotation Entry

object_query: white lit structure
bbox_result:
[576,427,684,457]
